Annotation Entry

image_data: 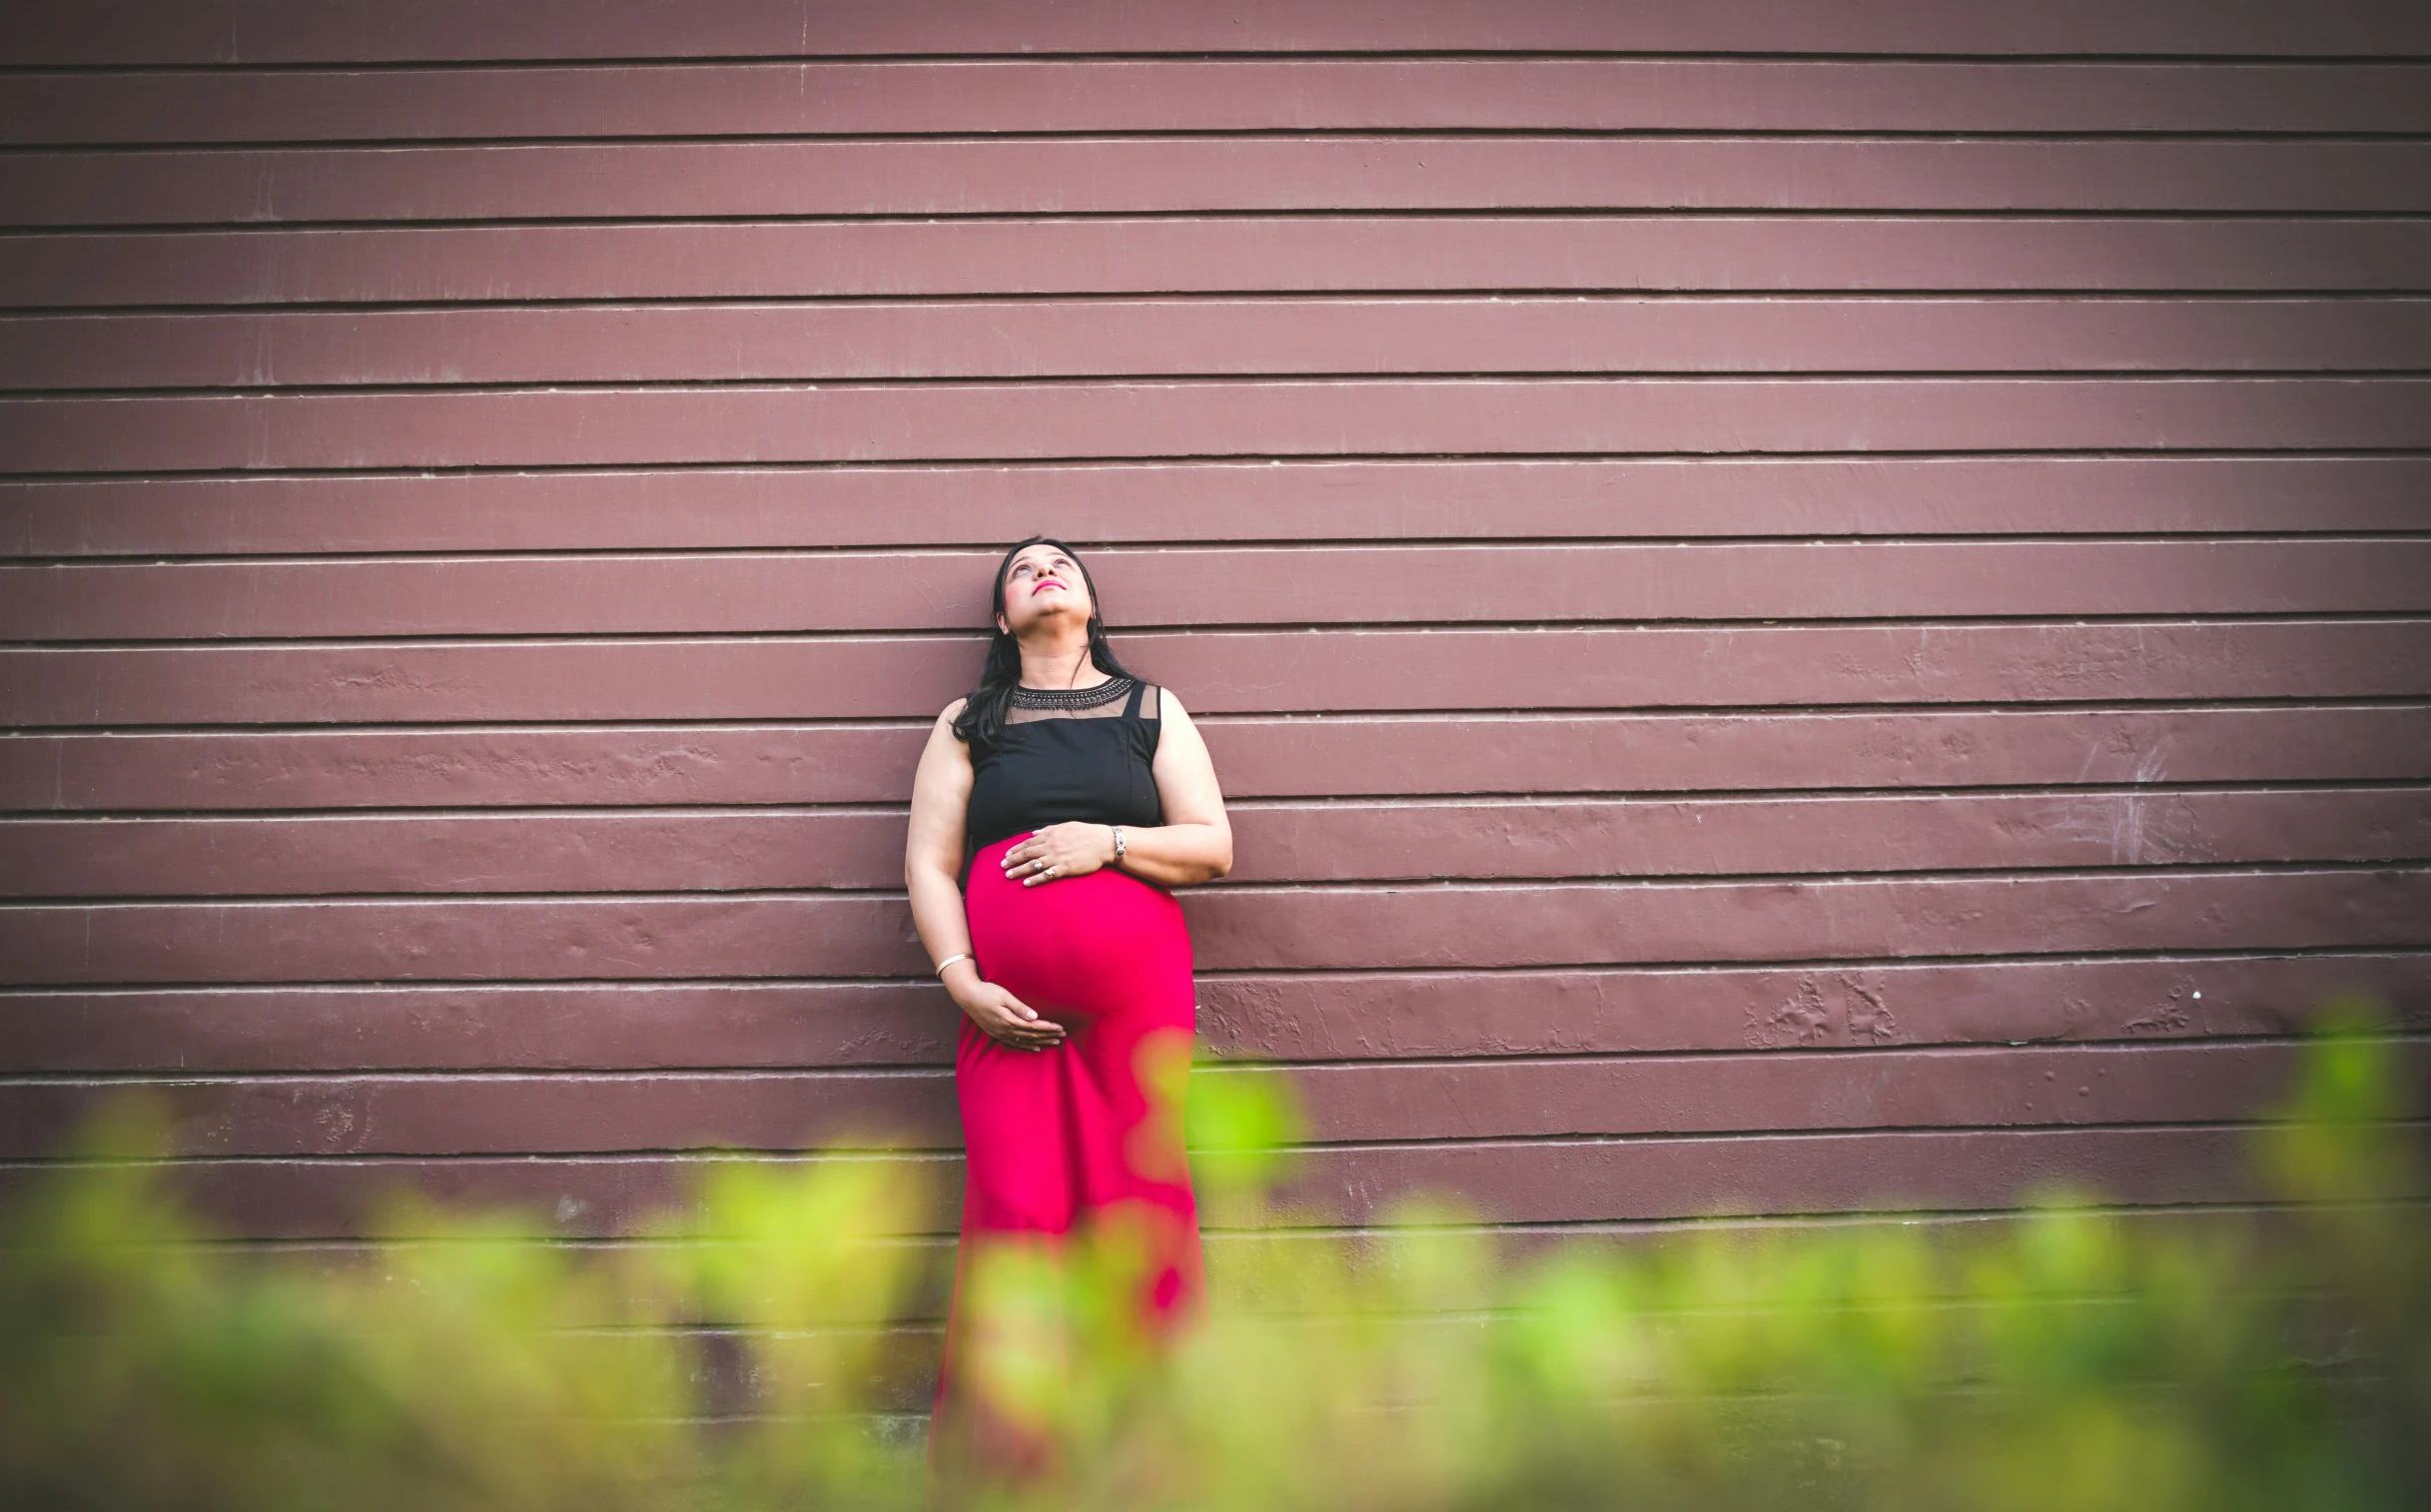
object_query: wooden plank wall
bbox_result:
[4,1,2430,1269]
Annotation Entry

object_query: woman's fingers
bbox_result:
[997,1018,1064,1049]
[1005,827,1111,884]
[1011,1011,1069,1050]
[1004,826,1093,880]
[954,984,1060,1048]
[978,989,1063,1048]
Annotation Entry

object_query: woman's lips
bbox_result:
[1031,578,1064,595]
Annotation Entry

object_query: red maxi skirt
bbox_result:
[927,831,1206,1482]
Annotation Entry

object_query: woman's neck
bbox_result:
[1014,632,1108,690]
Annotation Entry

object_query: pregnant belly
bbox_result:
[964,833,1194,1021]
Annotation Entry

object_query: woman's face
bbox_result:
[996,542,1094,636]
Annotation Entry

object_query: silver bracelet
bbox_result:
[1112,825,1127,864]
[934,953,972,979]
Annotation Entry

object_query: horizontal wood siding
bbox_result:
[3,2,2427,1271]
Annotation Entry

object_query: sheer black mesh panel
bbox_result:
[1003,678,1157,724]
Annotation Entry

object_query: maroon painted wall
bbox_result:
[3,2,2429,1256]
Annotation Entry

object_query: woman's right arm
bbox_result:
[904,700,1065,1051]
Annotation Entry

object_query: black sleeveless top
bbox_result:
[964,676,1165,869]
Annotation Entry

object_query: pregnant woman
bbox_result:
[904,535,1233,1485]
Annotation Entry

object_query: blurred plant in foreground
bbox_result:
[2,1010,2424,1511]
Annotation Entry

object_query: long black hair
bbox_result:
[951,535,1137,751]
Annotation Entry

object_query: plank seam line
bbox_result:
[139,1197,2431,1253]
[0,699,2420,732]
[6,1047,2422,1077]
[11,779,2427,821]
[7,441,2431,472]
[12,446,2431,487]
[11,1033,2423,1084]
[11,1118,2425,1167]
[5,856,2429,904]
[8,51,2431,78]
[9,207,2431,236]
[1191,1195,2431,1240]
[4,947,2425,995]
[0,448,2424,474]
[12,289,2431,310]
[11,368,2431,399]
[13,367,2431,391]
[13,128,2431,154]
[12,608,2430,652]
[4,50,2431,73]
[15,529,2431,563]
[13,697,2431,739]
[14,535,2431,569]
[5,951,2429,996]
[16,290,2431,318]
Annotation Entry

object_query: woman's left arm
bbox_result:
[998,688,1233,889]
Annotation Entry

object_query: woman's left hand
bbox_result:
[1001,823,1116,887]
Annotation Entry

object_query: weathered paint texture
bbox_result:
[1,3,2428,1248]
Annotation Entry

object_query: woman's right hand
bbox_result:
[944,965,1066,1051]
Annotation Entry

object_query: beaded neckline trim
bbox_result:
[1008,676,1134,708]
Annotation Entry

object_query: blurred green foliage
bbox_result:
[3,1014,2424,1511]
